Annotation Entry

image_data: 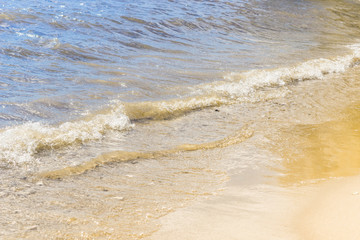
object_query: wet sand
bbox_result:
[295,175,360,240]
[3,1,360,239]
[148,168,301,240]
[1,59,360,239]
[148,80,360,240]
[148,172,360,240]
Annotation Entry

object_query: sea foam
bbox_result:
[0,103,132,164]
[203,44,360,99]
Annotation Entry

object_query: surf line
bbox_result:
[37,125,254,180]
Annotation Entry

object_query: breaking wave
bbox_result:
[2,44,360,165]
[0,104,132,164]
[204,44,360,98]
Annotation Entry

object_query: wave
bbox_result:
[120,44,360,121]
[2,44,360,165]
[203,44,360,98]
[123,94,228,121]
[37,125,254,179]
[0,103,132,164]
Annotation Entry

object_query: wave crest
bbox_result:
[204,44,360,98]
[0,103,132,164]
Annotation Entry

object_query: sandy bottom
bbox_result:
[148,101,360,240]
[1,62,360,239]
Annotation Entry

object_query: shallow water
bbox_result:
[1,0,360,239]
[1,0,360,165]
[272,101,360,185]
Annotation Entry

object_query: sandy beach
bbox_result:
[149,85,360,240]
[295,176,360,240]
[2,1,360,239]
[149,173,360,240]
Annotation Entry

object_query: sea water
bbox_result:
[1,0,360,238]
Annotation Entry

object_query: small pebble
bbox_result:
[36,181,44,186]
[27,226,38,231]
[113,196,124,201]
[26,190,36,195]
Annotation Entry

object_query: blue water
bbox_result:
[2,1,360,238]
[3,0,353,127]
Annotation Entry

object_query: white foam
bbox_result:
[0,103,132,164]
[204,44,360,99]
[4,44,360,165]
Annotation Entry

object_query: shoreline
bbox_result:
[148,94,360,240]
[1,54,359,240]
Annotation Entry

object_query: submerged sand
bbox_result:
[149,70,360,240]
[1,60,360,239]
[149,115,360,240]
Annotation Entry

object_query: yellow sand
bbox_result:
[148,104,360,240]
[295,176,360,240]
[148,175,360,240]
